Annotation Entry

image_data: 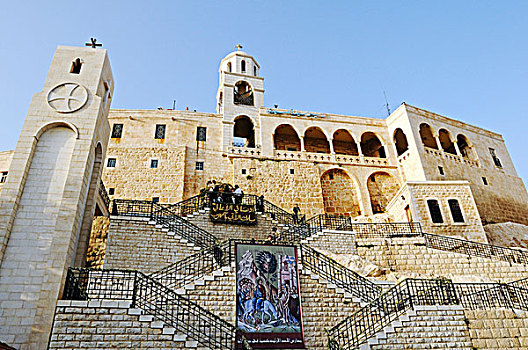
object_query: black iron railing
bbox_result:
[455,281,528,311]
[424,233,528,265]
[327,278,458,350]
[344,222,422,238]
[63,268,249,350]
[112,199,218,248]
[99,180,110,209]
[299,244,381,303]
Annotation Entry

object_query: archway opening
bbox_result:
[304,127,330,153]
[367,172,400,214]
[234,81,254,106]
[419,123,437,149]
[274,124,301,151]
[233,116,255,148]
[457,134,472,159]
[439,129,456,155]
[332,129,358,155]
[321,169,361,216]
[393,128,409,156]
[361,132,386,158]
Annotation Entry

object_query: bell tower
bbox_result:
[216,46,265,151]
[0,44,113,348]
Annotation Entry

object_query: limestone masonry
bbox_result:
[0,44,528,350]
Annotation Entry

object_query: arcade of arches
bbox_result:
[366,172,400,214]
[320,169,361,216]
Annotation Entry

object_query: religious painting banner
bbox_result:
[235,243,304,349]
[210,202,256,225]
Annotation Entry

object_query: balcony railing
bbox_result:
[98,180,110,209]
[274,150,390,166]
[424,146,479,167]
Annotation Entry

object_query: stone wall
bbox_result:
[86,216,110,269]
[0,150,13,195]
[321,168,361,216]
[49,300,193,349]
[104,218,197,273]
[465,308,528,349]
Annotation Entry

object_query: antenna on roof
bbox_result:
[383,91,391,116]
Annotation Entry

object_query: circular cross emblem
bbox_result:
[47,83,88,113]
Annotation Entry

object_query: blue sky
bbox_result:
[1,1,527,184]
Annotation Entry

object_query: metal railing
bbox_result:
[299,244,381,303]
[99,180,110,209]
[424,233,528,265]
[112,199,218,248]
[327,278,458,350]
[343,222,422,238]
[63,268,249,350]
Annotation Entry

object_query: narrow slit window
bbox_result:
[70,58,82,74]
[482,177,488,185]
[438,166,444,176]
[155,124,166,139]
[241,60,246,72]
[0,171,7,183]
[150,159,158,168]
[489,148,502,168]
[427,199,443,223]
[289,169,295,175]
[448,199,465,223]
[111,124,123,138]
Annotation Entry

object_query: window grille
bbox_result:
[107,158,116,168]
[150,159,158,168]
[155,124,166,139]
[195,161,204,171]
[0,172,7,183]
[111,124,123,138]
[427,199,444,223]
[196,127,207,141]
[448,199,465,223]
[489,148,502,168]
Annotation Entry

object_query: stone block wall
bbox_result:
[104,218,197,273]
[0,150,13,195]
[86,216,110,268]
[355,237,528,282]
[465,308,528,349]
[321,168,361,216]
[49,300,191,349]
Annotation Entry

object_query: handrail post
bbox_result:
[150,201,154,220]
[131,271,138,308]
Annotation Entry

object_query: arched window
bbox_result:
[457,134,472,159]
[439,129,456,154]
[274,124,301,151]
[70,58,82,74]
[227,62,232,72]
[419,123,437,149]
[361,132,386,158]
[393,128,409,156]
[233,116,255,148]
[241,60,246,72]
[234,81,254,106]
[427,199,444,223]
[332,129,358,155]
[304,127,330,153]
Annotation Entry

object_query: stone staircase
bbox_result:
[50,300,208,349]
[178,264,362,350]
[365,305,473,350]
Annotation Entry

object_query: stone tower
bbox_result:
[216,49,264,151]
[0,45,113,348]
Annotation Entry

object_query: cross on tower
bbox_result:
[85,38,102,49]
[235,44,243,51]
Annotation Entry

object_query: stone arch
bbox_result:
[233,115,255,147]
[321,168,361,216]
[367,172,400,214]
[332,129,358,155]
[234,80,253,106]
[439,129,456,154]
[393,128,409,156]
[304,126,330,153]
[457,134,472,159]
[419,123,437,149]
[360,132,386,158]
[34,120,79,140]
[273,124,301,151]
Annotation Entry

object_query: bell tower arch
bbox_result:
[216,46,265,151]
[0,45,113,348]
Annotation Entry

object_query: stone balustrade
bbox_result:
[424,146,480,167]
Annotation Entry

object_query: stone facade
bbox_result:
[0,150,13,195]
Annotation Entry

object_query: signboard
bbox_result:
[210,202,256,225]
[236,243,304,349]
